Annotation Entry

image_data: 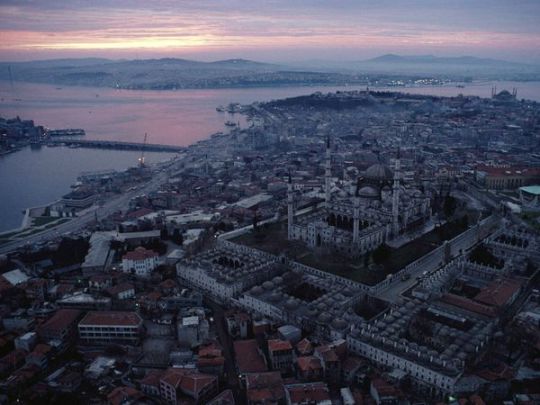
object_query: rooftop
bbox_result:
[40,309,82,333]
[79,311,142,327]
[123,246,158,261]
[233,340,267,374]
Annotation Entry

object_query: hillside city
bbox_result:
[0,88,540,405]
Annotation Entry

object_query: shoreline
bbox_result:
[1,82,538,235]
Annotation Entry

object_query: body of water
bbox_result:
[2,80,539,146]
[1,80,539,232]
[0,147,175,232]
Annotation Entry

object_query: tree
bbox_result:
[372,244,391,265]
[443,195,457,218]
[172,229,184,246]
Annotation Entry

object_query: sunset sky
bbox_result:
[1,0,539,63]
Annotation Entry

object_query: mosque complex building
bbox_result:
[287,138,432,257]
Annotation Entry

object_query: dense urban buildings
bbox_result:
[0,88,539,404]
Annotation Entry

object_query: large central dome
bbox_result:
[364,163,393,181]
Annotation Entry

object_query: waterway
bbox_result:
[1,79,539,232]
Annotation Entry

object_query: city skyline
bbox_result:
[1,0,540,63]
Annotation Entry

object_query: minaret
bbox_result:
[325,136,331,209]
[392,148,401,237]
[287,173,294,240]
[353,177,361,243]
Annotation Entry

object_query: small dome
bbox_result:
[251,286,263,296]
[262,281,274,290]
[358,185,379,198]
[318,312,332,323]
[365,163,393,181]
[332,318,348,330]
[269,292,282,303]
[307,307,319,316]
[285,299,298,310]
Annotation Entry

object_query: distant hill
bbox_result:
[0,57,291,89]
[1,54,539,89]
[365,54,531,67]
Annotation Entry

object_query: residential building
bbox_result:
[78,311,144,345]
[159,367,218,404]
[38,309,82,350]
[268,339,293,372]
[122,247,160,278]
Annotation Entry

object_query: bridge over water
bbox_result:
[46,139,184,153]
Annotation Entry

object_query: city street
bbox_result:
[0,171,169,255]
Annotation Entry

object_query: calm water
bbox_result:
[0,147,175,232]
[1,80,539,232]
[2,80,539,146]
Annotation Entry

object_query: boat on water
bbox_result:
[224,121,237,127]
[216,106,225,112]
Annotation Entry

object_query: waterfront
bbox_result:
[0,146,176,232]
[2,80,540,147]
[1,79,539,232]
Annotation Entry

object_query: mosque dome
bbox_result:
[365,163,393,181]
[358,186,379,199]
[332,318,348,330]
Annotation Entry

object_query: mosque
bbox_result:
[287,138,432,257]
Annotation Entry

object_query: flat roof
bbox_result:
[234,193,273,209]
[2,269,29,286]
[79,311,142,327]
[233,340,267,374]
[82,232,113,269]
[520,185,540,196]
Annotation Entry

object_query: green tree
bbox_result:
[372,244,391,265]
[443,195,457,218]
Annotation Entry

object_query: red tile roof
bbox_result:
[79,311,142,327]
[268,339,292,352]
[440,294,497,318]
[246,372,285,403]
[160,368,217,396]
[40,309,81,334]
[208,389,235,405]
[477,165,540,178]
[474,278,523,308]
[107,386,144,405]
[371,378,402,399]
[106,282,134,296]
[296,338,313,355]
[31,344,52,356]
[140,370,163,388]
[233,340,267,374]
[476,362,514,381]
[123,247,158,261]
[297,356,322,372]
[286,382,330,403]
[315,345,339,362]
[126,207,154,219]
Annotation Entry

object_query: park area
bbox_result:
[231,217,469,286]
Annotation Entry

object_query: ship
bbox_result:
[216,106,225,112]
[224,121,237,127]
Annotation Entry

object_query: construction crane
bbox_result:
[139,132,147,167]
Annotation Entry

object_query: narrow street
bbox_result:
[205,298,242,403]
